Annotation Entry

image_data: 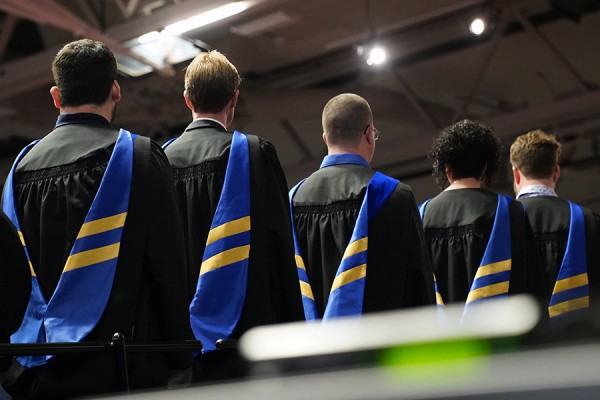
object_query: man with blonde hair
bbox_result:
[289,93,435,320]
[163,50,304,381]
[511,129,600,322]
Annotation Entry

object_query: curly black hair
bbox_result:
[428,119,502,189]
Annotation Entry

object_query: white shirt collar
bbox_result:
[516,184,558,199]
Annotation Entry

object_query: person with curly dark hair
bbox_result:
[419,120,546,314]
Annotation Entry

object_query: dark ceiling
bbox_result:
[0,0,599,209]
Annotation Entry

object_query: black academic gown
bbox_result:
[421,189,547,305]
[291,162,436,316]
[0,211,31,371]
[2,113,193,399]
[518,196,600,307]
[164,120,305,381]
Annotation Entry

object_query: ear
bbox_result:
[364,125,374,145]
[230,89,239,109]
[322,132,328,145]
[111,80,121,103]
[50,86,61,110]
[444,165,453,182]
[553,165,561,183]
[512,166,521,185]
[183,91,194,112]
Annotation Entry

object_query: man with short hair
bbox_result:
[1,39,193,398]
[510,129,600,320]
[289,93,435,320]
[163,50,304,381]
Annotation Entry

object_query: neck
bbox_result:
[519,177,555,190]
[327,145,371,164]
[445,177,482,190]
[192,110,229,128]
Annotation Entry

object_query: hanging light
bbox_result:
[366,46,386,66]
[469,17,486,35]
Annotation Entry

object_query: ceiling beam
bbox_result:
[509,2,593,92]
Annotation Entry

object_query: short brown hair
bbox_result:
[52,39,117,107]
[510,129,561,179]
[322,93,372,146]
[184,50,241,114]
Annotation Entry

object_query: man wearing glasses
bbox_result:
[289,93,435,321]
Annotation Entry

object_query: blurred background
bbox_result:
[0,0,599,209]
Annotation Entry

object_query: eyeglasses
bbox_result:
[364,125,381,141]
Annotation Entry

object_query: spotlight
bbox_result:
[366,46,386,66]
[469,17,486,35]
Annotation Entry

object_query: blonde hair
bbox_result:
[184,50,242,113]
[510,129,561,179]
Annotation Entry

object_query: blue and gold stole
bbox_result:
[289,154,398,321]
[548,202,589,319]
[189,131,251,352]
[463,194,513,314]
[2,129,135,368]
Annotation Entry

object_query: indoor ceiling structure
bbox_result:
[0,0,599,209]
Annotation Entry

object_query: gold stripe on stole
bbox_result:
[64,243,121,272]
[466,281,510,303]
[17,230,26,246]
[200,245,250,275]
[342,237,368,259]
[436,292,444,305]
[473,259,511,279]
[295,254,307,270]
[549,297,590,318]
[331,264,367,292]
[206,216,251,246]
[553,273,589,294]
[18,231,36,277]
[77,212,127,238]
[300,281,315,300]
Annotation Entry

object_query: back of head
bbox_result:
[322,93,372,147]
[52,39,117,107]
[429,119,501,188]
[510,129,561,179]
[184,50,242,114]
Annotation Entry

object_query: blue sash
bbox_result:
[548,201,589,319]
[189,131,251,353]
[463,194,512,313]
[3,129,135,368]
[289,179,319,322]
[289,154,398,320]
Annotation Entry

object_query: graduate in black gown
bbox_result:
[163,50,304,381]
[420,120,547,309]
[510,129,600,321]
[1,39,193,399]
[290,93,435,319]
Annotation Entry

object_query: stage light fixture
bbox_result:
[469,17,486,35]
[366,46,386,66]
